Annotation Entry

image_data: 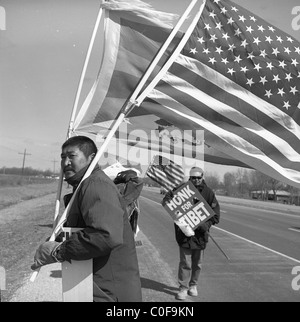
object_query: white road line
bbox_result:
[221,203,299,219]
[288,227,300,233]
[214,226,300,264]
[141,194,300,264]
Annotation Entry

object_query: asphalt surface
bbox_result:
[8,224,300,302]
[5,191,300,302]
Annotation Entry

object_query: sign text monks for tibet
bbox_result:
[163,182,215,230]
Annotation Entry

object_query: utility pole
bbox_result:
[18,149,31,175]
[52,159,58,174]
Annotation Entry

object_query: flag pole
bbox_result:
[54,3,105,223]
[52,3,105,226]
[29,101,134,282]
[51,103,134,239]
[30,4,105,283]
[31,0,200,282]
[135,0,206,106]
[72,0,198,131]
[54,0,202,230]
[67,4,105,137]
[72,0,200,141]
[208,232,230,261]
[122,0,200,104]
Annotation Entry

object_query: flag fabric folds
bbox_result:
[73,0,246,169]
[144,0,300,187]
[146,155,185,190]
[73,0,180,132]
[73,0,300,188]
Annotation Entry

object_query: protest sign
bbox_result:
[162,181,215,231]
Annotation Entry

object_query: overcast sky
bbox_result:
[0,0,299,178]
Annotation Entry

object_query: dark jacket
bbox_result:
[174,180,220,250]
[60,166,142,302]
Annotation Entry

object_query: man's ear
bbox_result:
[89,153,96,162]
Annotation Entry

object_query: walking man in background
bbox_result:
[164,166,220,301]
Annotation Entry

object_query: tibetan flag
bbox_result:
[73,0,180,132]
[146,155,185,190]
[73,0,246,168]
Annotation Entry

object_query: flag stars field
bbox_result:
[70,0,300,189]
[183,0,300,116]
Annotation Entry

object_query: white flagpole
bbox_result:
[30,0,200,282]
[30,101,133,282]
[67,4,105,137]
[135,0,206,106]
[124,0,200,104]
[53,4,105,223]
[30,3,105,283]
[50,107,132,240]
[51,0,202,232]
[72,0,200,132]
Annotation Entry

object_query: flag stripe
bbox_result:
[146,156,185,190]
[164,162,185,180]
[144,0,300,187]
[74,0,300,188]
[147,87,300,172]
[146,166,176,189]
[147,90,300,185]
[169,56,300,139]
[76,9,180,129]
[164,167,184,180]
[154,73,300,167]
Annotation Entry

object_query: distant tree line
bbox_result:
[143,168,300,205]
[0,166,55,177]
[205,168,300,205]
[3,166,299,205]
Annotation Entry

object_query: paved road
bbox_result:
[138,188,300,302]
[7,187,300,302]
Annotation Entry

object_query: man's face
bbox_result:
[61,145,92,180]
[189,170,204,187]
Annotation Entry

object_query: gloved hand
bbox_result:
[197,222,209,233]
[163,190,174,203]
[114,170,137,185]
[31,241,62,270]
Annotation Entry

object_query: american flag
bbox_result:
[146,155,185,190]
[74,0,247,168]
[145,0,300,187]
[73,0,300,188]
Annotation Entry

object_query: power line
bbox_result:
[52,159,58,174]
[18,149,31,175]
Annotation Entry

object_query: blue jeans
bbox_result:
[178,247,204,289]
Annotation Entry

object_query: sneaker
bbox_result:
[176,288,188,300]
[188,285,198,297]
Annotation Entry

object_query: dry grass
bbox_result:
[0,175,59,210]
[0,180,71,302]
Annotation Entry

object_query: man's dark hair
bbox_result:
[62,136,97,158]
